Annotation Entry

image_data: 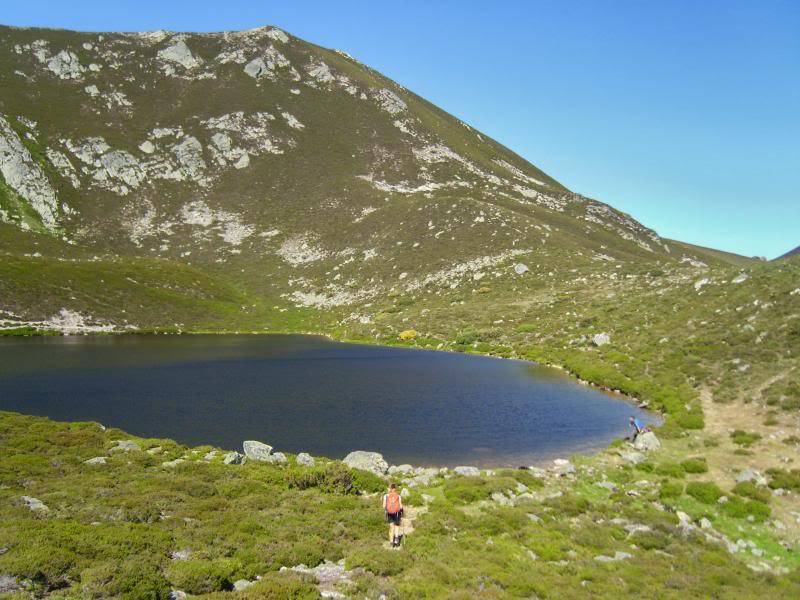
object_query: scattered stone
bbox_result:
[633,431,661,451]
[676,511,695,534]
[343,451,388,475]
[454,466,480,477]
[591,333,611,347]
[203,450,218,461]
[21,496,49,513]
[171,549,191,561]
[162,458,185,468]
[283,560,354,598]
[491,492,513,506]
[0,576,20,593]
[624,524,652,537]
[527,513,542,523]
[621,451,646,465]
[265,452,288,465]
[700,517,713,529]
[594,551,632,563]
[110,440,141,453]
[736,468,767,486]
[223,451,244,465]
[296,452,315,467]
[596,481,618,492]
[84,456,107,465]
[513,263,530,275]
[169,591,187,600]
[388,464,415,476]
[243,440,274,462]
[233,579,255,591]
[147,446,163,455]
[551,458,575,476]
[732,273,749,284]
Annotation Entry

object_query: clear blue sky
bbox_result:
[3,1,798,258]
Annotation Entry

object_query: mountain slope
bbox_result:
[777,245,800,260]
[0,24,687,324]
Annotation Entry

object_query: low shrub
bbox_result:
[686,481,724,504]
[443,476,518,505]
[202,572,319,600]
[285,463,355,494]
[766,468,800,491]
[732,481,771,503]
[680,458,708,474]
[655,462,686,478]
[346,548,412,576]
[720,497,771,522]
[730,430,761,447]
[166,559,240,594]
[544,493,591,517]
[659,481,684,500]
[81,559,171,599]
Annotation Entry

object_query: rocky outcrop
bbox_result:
[343,451,388,475]
[84,456,107,465]
[157,39,203,71]
[633,431,661,451]
[591,333,611,347]
[0,114,60,230]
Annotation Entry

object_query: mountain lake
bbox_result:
[0,334,658,467]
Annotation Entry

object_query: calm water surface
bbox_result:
[0,334,657,466]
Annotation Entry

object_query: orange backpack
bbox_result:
[386,490,401,514]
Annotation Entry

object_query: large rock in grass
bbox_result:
[633,431,661,451]
[736,468,767,486]
[296,452,315,467]
[21,496,48,513]
[243,440,274,462]
[0,575,20,593]
[223,451,244,465]
[343,451,388,475]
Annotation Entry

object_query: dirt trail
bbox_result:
[699,384,800,539]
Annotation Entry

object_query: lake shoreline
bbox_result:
[0,332,658,468]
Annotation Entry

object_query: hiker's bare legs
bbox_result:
[388,522,395,543]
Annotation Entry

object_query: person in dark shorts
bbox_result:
[383,483,404,546]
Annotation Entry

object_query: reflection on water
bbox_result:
[0,334,658,467]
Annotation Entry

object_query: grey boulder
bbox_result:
[343,451,388,475]
[243,440,274,462]
[223,451,244,465]
[21,496,49,513]
[296,452,316,467]
[633,431,661,451]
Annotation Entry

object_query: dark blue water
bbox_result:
[0,334,656,466]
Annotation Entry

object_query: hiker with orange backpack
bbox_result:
[383,483,404,547]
